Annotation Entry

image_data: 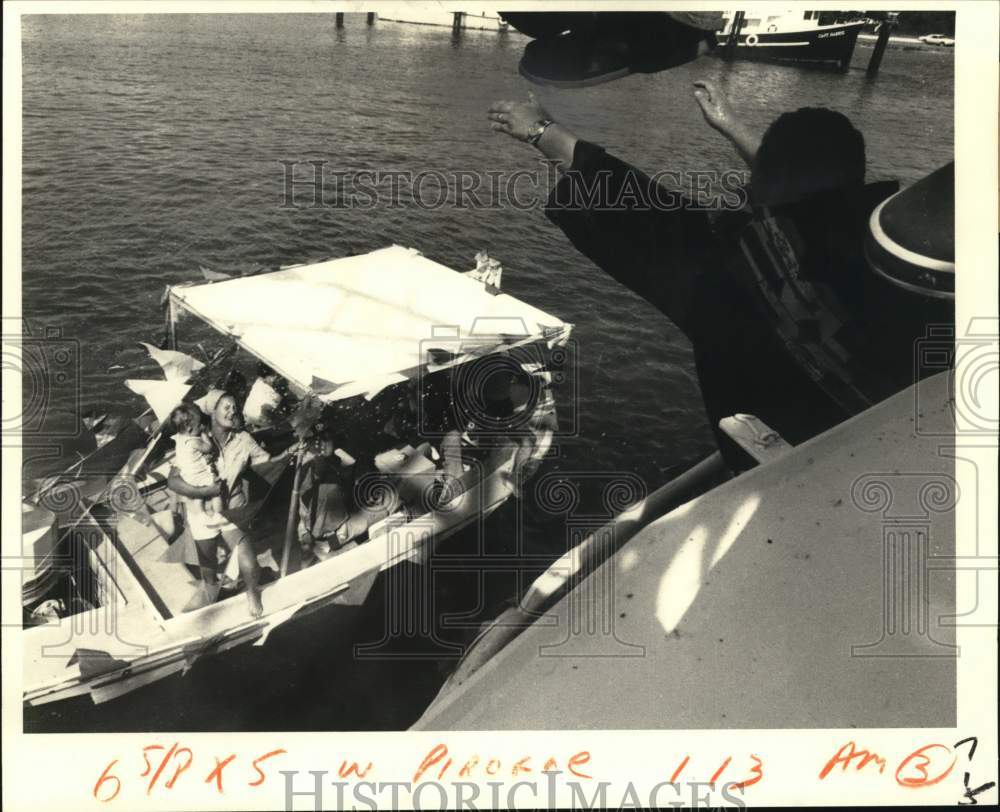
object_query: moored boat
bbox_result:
[718,9,866,72]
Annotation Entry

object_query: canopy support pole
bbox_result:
[167,292,178,350]
[280,448,304,577]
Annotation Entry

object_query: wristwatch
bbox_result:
[526,118,554,146]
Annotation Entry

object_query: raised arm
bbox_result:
[488,92,578,169]
[693,80,760,169]
[167,466,221,499]
[486,91,715,339]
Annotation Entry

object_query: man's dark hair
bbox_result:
[751,107,866,208]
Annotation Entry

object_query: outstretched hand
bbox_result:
[693,80,738,134]
[693,79,760,167]
[487,92,550,144]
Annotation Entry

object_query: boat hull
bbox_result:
[721,22,864,71]
[23,492,511,707]
[22,433,535,708]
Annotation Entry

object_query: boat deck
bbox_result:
[414,373,957,730]
[114,511,201,617]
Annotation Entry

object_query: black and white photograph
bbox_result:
[3,2,997,809]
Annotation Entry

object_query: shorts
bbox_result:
[185,495,239,542]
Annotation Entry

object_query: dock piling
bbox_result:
[335,12,344,28]
[866,19,893,77]
[724,11,745,61]
[366,12,375,26]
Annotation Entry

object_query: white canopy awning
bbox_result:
[170,246,571,402]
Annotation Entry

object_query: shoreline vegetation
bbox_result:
[823,11,955,38]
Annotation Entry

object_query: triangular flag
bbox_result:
[125,379,192,422]
[425,347,461,366]
[199,266,232,282]
[139,342,205,383]
[67,648,129,679]
[361,373,409,401]
[310,375,345,395]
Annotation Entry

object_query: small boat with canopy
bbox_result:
[22,245,572,706]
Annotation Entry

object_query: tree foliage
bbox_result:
[813,10,955,36]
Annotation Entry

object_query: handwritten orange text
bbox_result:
[820,740,959,790]
[93,744,287,802]
[819,741,888,778]
[413,744,593,783]
[669,753,764,790]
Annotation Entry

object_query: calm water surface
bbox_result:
[21,14,953,731]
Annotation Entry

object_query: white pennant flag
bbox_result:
[125,379,192,423]
[139,342,205,383]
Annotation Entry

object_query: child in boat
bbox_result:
[169,403,225,517]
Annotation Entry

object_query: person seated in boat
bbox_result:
[381,378,422,446]
[167,390,271,617]
[168,403,226,518]
[243,363,293,429]
[375,379,440,474]
[297,428,357,563]
[412,371,467,499]
[453,358,536,497]
[487,82,953,472]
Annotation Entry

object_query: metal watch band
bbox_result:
[526,119,554,146]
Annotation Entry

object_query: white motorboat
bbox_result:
[21,245,572,706]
